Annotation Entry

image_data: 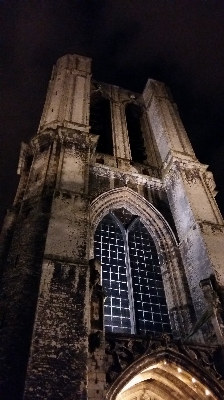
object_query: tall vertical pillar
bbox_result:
[38,54,91,132]
[0,54,99,399]
[143,79,224,341]
[111,86,131,160]
[23,55,97,399]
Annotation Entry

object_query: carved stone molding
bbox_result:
[105,333,224,388]
[90,187,192,337]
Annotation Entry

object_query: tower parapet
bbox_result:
[38,54,91,132]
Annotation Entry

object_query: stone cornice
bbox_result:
[162,150,218,198]
[90,163,162,189]
[38,120,90,134]
[30,127,98,152]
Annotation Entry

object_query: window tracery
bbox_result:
[94,207,171,335]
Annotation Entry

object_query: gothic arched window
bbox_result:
[90,92,113,155]
[94,207,171,335]
[125,103,147,164]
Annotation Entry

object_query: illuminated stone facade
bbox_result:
[0,54,224,399]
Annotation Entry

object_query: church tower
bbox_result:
[1,54,224,400]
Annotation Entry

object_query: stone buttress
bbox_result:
[0,54,224,400]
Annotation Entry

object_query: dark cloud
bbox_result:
[1,0,224,227]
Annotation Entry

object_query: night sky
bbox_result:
[1,0,224,228]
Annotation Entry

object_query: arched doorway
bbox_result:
[105,340,224,400]
[116,361,215,400]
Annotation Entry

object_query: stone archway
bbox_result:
[90,187,192,337]
[115,361,214,400]
[105,335,224,400]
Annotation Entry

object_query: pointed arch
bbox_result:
[90,187,177,247]
[106,346,224,400]
[90,187,193,337]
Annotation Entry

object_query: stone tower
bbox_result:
[1,54,224,400]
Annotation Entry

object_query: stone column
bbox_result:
[23,131,98,399]
[143,79,224,341]
[38,54,91,133]
[111,86,131,160]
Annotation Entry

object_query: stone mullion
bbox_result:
[110,102,125,159]
[111,85,131,160]
[119,104,131,160]
[141,113,160,168]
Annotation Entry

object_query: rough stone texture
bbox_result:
[38,54,91,132]
[105,333,224,400]
[89,186,194,340]
[144,80,224,344]
[0,197,52,399]
[23,260,89,400]
[0,54,224,399]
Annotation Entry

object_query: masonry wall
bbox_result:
[0,193,53,399]
[0,132,61,399]
[1,54,224,399]
[143,79,224,343]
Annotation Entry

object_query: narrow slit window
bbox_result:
[125,103,147,164]
[90,94,113,156]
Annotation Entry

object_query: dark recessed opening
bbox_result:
[24,208,32,219]
[35,172,41,182]
[142,168,150,176]
[26,155,33,171]
[90,93,113,156]
[14,254,20,267]
[125,103,147,164]
[96,157,104,165]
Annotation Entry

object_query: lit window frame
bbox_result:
[94,209,171,335]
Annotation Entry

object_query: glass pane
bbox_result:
[113,207,133,226]
[128,220,171,335]
[94,214,131,333]
[94,209,171,337]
